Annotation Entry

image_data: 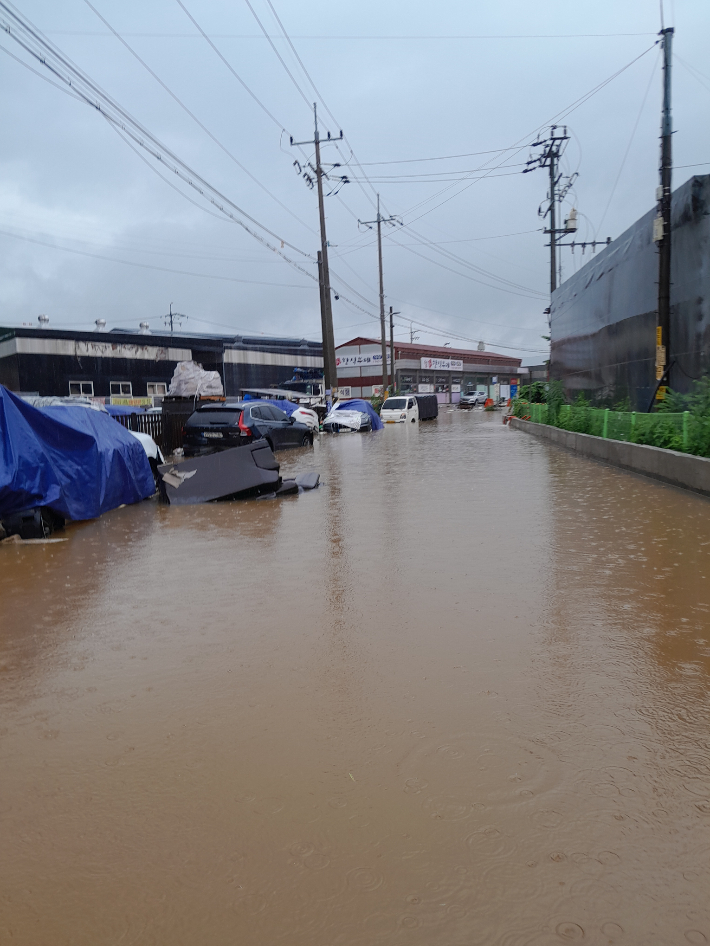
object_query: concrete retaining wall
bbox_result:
[510,417,710,498]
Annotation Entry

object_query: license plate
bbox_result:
[204,431,223,439]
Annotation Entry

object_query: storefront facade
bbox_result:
[335,338,524,402]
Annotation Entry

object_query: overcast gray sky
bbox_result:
[1,0,708,363]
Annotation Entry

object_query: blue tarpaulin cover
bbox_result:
[0,386,156,520]
[334,399,384,430]
[260,399,298,416]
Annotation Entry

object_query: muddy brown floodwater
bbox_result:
[1,410,710,945]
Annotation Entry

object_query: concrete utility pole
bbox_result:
[164,302,186,335]
[317,251,329,388]
[654,26,674,400]
[523,126,570,295]
[358,196,401,396]
[549,153,558,294]
[291,105,342,403]
[389,306,396,392]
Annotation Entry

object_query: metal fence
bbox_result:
[515,402,691,452]
[114,412,184,454]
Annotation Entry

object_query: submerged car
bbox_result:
[380,396,419,423]
[322,409,372,433]
[183,400,313,456]
[322,399,383,434]
[459,391,487,407]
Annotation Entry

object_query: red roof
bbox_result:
[336,337,521,365]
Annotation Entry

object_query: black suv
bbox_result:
[183,401,313,456]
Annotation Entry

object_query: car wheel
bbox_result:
[300,433,311,447]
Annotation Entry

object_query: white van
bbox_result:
[380,396,419,423]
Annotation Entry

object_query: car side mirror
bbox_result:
[288,416,295,424]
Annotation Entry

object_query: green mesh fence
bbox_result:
[513,402,691,452]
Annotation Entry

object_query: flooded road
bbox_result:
[2,409,710,945]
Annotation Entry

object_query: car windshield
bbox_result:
[382,398,406,410]
[186,410,240,426]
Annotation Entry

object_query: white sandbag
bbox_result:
[168,361,224,397]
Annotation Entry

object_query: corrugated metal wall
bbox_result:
[550,175,710,409]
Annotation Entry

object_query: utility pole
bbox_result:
[524,126,574,295]
[358,196,401,396]
[653,26,674,404]
[291,105,345,404]
[549,151,558,293]
[389,307,401,393]
[317,251,329,389]
[164,302,186,335]
[389,306,395,392]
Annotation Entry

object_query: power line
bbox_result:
[332,48,659,302]
[395,42,659,227]
[0,41,86,102]
[391,224,548,295]
[82,0,317,235]
[43,31,658,40]
[357,147,527,166]
[347,168,526,184]
[387,295,546,334]
[0,227,313,287]
[173,0,287,130]
[675,54,710,94]
[0,0,316,279]
[256,0,380,210]
[384,232,546,299]
[243,0,313,110]
[0,217,286,264]
[595,50,659,238]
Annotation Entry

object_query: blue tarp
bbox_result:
[334,399,384,430]
[261,399,299,416]
[0,386,156,521]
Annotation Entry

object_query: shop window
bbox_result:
[147,382,167,396]
[68,381,94,397]
[110,382,132,396]
[419,375,431,384]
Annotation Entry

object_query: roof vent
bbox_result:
[139,322,151,335]
[38,314,49,326]
[94,319,107,332]
[477,340,485,351]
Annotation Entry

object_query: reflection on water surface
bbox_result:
[1,412,709,945]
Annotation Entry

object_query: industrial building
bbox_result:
[551,174,710,410]
[0,320,323,404]
[335,337,524,403]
